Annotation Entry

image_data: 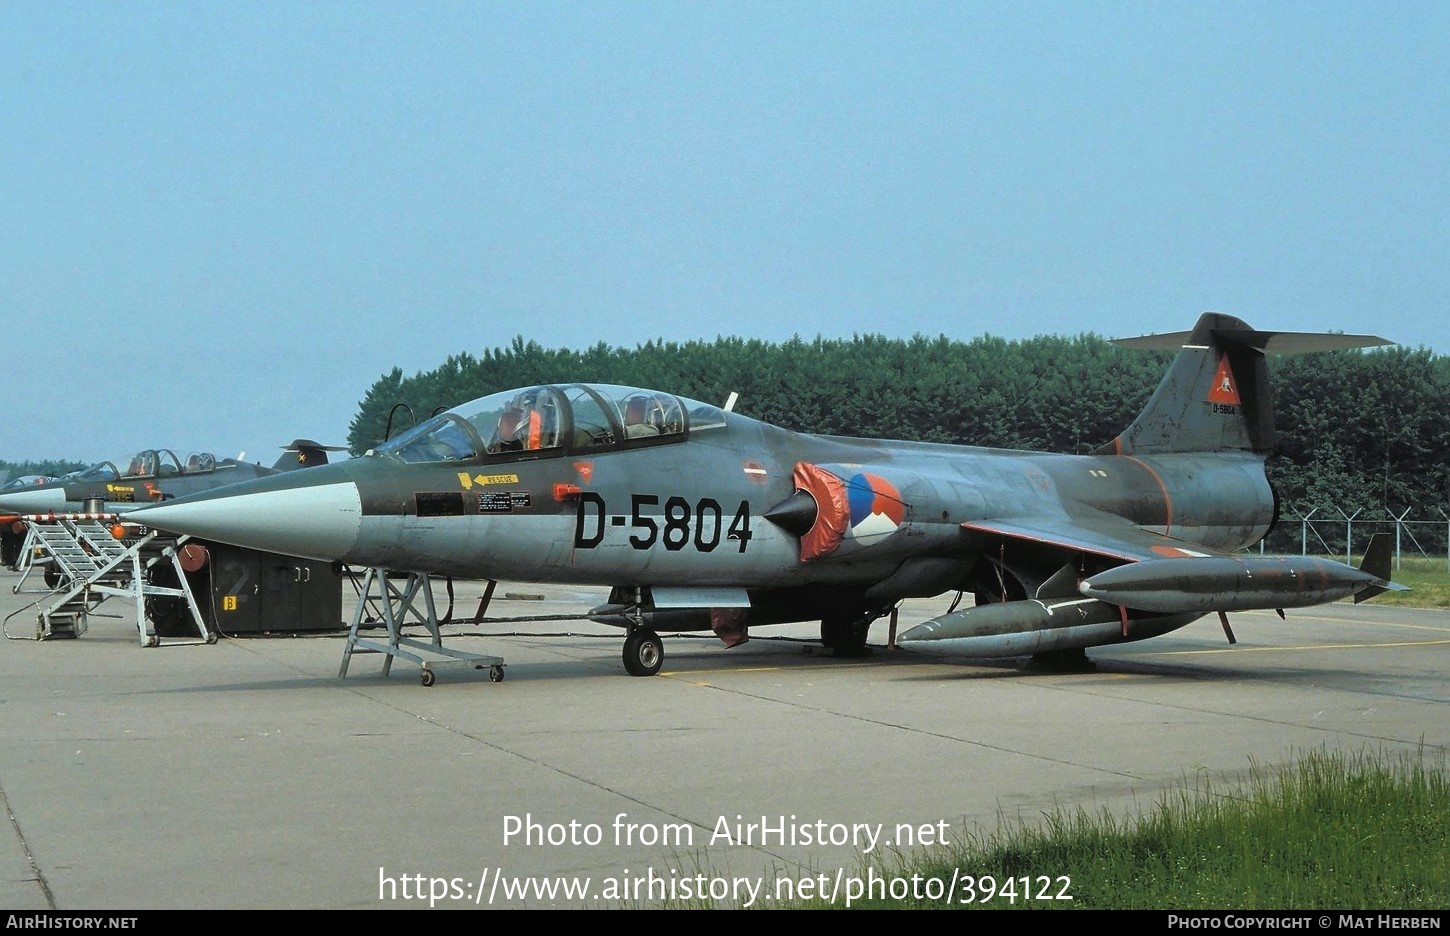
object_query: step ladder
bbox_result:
[3,515,214,646]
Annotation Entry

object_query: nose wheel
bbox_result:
[623,628,664,676]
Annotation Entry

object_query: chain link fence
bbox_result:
[1259,508,1450,570]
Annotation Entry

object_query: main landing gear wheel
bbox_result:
[489,665,505,683]
[1026,648,1095,673]
[623,629,664,677]
[821,615,872,657]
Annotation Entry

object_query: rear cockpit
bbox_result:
[371,383,728,465]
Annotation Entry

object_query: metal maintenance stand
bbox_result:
[339,567,504,687]
[3,514,212,646]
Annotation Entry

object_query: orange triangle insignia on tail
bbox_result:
[1206,355,1241,404]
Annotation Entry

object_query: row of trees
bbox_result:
[348,333,1177,452]
[341,333,1445,553]
[0,458,88,484]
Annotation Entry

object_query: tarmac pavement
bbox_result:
[0,565,1445,909]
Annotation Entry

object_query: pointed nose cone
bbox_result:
[0,486,69,515]
[129,469,363,562]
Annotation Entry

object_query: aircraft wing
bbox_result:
[962,512,1398,615]
[961,512,1226,565]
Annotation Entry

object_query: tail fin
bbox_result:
[1098,312,1390,456]
[273,439,348,471]
[1354,532,1409,603]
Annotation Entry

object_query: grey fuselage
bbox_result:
[127,411,1274,605]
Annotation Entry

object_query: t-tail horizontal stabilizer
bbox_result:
[1100,313,1391,457]
[274,439,349,471]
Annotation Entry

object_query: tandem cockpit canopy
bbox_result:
[371,383,730,465]
[67,449,220,483]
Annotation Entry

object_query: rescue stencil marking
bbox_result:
[457,472,520,490]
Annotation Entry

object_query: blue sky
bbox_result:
[3,2,1446,463]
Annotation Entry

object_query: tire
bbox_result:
[821,615,870,657]
[623,629,664,677]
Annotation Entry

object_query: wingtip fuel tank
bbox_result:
[899,534,1407,656]
[1078,535,1407,614]
[896,596,1199,656]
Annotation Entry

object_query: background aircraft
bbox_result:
[2,474,59,489]
[128,313,1399,676]
[0,475,58,567]
[0,440,344,517]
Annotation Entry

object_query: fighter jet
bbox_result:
[127,313,1401,676]
[0,440,344,517]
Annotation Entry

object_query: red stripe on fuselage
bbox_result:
[1122,456,1172,534]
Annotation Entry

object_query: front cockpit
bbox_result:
[371,384,729,465]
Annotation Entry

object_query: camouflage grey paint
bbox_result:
[128,313,1396,670]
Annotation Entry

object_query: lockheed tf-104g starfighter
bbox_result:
[0,441,342,517]
[128,313,1402,676]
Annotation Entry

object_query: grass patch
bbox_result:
[1370,556,1450,607]
[794,748,1447,909]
